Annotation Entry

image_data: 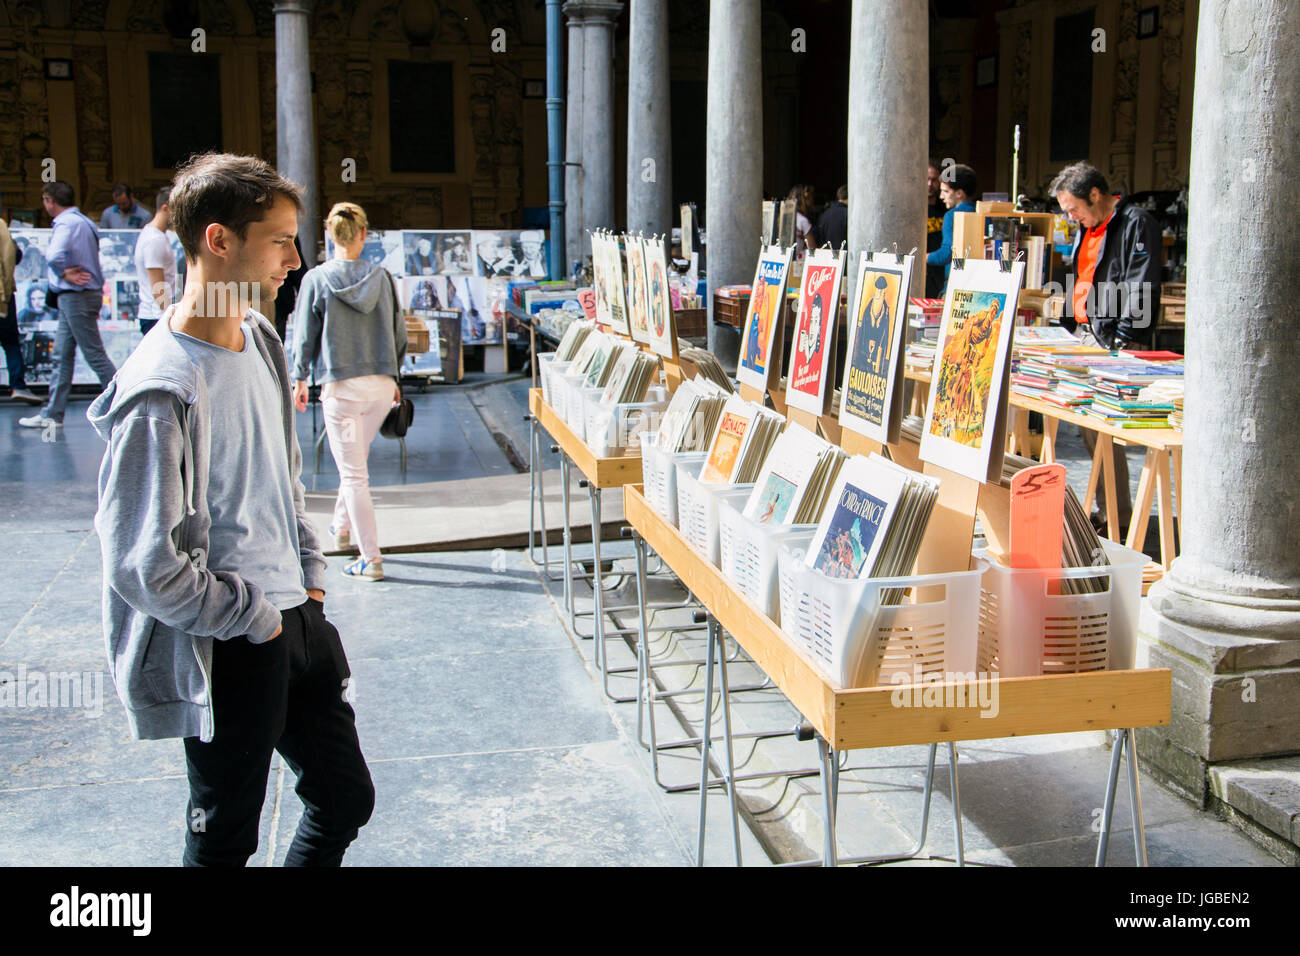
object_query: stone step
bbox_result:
[1207,757,1300,865]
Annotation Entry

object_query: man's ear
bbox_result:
[204,222,231,260]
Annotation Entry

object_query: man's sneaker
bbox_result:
[342,557,383,581]
[18,414,60,429]
[330,525,352,549]
[8,389,43,405]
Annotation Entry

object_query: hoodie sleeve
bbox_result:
[389,271,407,374]
[291,270,324,383]
[95,395,283,643]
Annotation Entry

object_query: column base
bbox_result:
[1137,582,1300,834]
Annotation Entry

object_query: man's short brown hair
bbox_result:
[169,153,303,262]
[41,181,75,208]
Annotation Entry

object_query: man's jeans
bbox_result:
[182,599,375,866]
[43,288,116,422]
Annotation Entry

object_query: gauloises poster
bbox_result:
[919,257,1025,482]
[736,244,794,393]
[839,252,913,444]
[786,248,844,417]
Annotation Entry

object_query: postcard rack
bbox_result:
[624,482,1172,867]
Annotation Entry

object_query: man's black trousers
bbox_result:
[182,598,375,866]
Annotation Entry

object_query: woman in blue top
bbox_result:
[925,164,979,293]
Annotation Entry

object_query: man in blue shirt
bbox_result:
[19,181,117,430]
[99,183,152,230]
[925,164,979,293]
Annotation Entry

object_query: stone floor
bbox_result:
[0,382,1278,866]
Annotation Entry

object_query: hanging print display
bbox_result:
[641,235,677,358]
[736,243,794,393]
[785,247,844,416]
[839,251,915,445]
[920,257,1025,482]
[624,234,652,345]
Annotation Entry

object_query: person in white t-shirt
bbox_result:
[133,187,177,336]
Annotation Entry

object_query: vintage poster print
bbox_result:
[786,249,844,416]
[624,235,652,344]
[642,235,676,358]
[592,232,611,328]
[736,244,793,392]
[839,252,913,444]
[700,409,749,484]
[606,233,631,337]
[919,258,1025,482]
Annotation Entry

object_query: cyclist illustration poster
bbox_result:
[786,247,844,416]
[839,251,913,445]
[737,244,793,392]
[919,258,1025,482]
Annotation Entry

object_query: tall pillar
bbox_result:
[846,0,928,298]
[563,7,585,273]
[626,0,672,238]
[577,0,623,260]
[1141,1,1300,809]
[274,0,318,264]
[705,0,761,365]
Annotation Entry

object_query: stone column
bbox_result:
[274,0,318,264]
[705,0,761,365]
[574,0,623,260]
[626,0,672,237]
[1141,1,1300,811]
[846,0,928,298]
[563,7,585,273]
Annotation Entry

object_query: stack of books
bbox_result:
[699,395,784,484]
[742,423,848,526]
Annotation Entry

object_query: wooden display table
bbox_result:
[906,367,1183,583]
[624,482,1172,867]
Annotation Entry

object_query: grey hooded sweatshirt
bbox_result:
[87,309,327,742]
[291,258,406,384]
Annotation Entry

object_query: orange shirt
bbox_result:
[1073,210,1115,322]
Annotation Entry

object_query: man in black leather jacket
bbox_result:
[1051,162,1165,535]
[1052,163,1163,349]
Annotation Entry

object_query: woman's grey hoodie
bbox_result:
[291,258,406,384]
[87,310,327,742]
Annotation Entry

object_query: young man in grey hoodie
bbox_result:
[88,153,374,866]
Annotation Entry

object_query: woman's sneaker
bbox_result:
[330,525,351,549]
[342,557,383,581]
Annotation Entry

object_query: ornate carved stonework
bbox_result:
[1008,20,1031,151]
[72,0,110,30]
[73,47,110,166]
[0,54,22,176]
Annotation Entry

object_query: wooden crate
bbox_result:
[675,307,706,338]
[713,292,750,329]
[404,314,430,353]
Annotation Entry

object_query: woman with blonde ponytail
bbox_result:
[291,202,406,581]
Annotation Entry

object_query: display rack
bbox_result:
[624,483,1172,867]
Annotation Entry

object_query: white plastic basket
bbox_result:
[585,390,668,458]
[776,546,983,688]
[675,466,753,567]
[717,498,816,624]
[973,538,1146,677]
[638,434,706,526]
[539,357,571,409]
[566,382,603,430]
